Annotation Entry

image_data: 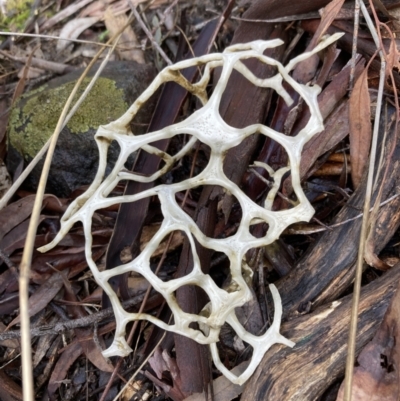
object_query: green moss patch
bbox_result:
[8,77,128,158]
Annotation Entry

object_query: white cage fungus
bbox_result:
[39,33,343,385]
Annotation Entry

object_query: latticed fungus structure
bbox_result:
[39,33,343,384]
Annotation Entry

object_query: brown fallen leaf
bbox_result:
[0,292,19,315]
[33,331,58,368]
[0,194,65,239]
[35,336,61,390]
[12,45,40,103]
[0,195,36,241]
[145,348,186,401]
[7,270,65,329]
[47,341,83,401]
[0,269,18,294]
[309,0,345,47]
[40,0,94,31]
[29,252,85,282]
[300,101,349,177]
[0,369,23,401]
[1,216,47,255]
[336,275,400,401]
[349,67,372,188]
[291,0,344,86]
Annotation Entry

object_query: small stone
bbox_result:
[7,61,156,197]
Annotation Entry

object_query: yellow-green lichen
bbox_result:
[8,77,128,158]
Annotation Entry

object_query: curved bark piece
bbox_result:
[241,262,400,401]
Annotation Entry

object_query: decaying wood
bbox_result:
[240,261,400,401]
[277,105,400,316]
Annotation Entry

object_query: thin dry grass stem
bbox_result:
[343,1,386,400]
[174,25,204,78]
[175,25,196,58]
[18,15,137,401]
[128,1,173,65]
[0,31,114,47]
[349,0,360,92]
